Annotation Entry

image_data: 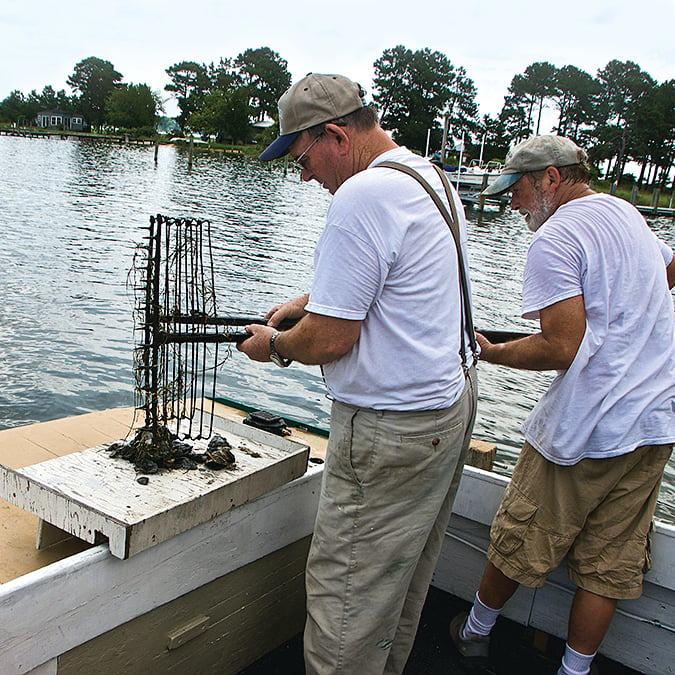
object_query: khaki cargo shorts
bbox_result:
[487,442,672,599]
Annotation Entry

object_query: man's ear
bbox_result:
[546,166,562,190]
[324,122,350,155]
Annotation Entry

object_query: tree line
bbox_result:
[1,47,673,188]
[1,57,160,136]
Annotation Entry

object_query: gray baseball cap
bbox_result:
[259,73,366,162]
[482,135,588,196]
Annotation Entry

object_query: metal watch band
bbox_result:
[269,331,291,367]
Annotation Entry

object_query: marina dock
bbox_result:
[0,128,155,145]
[634,203,675,217]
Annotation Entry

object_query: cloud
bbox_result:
[2,0,672,120]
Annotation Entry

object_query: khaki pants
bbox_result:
[304,367,477,675]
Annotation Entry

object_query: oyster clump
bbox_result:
[202,434,236,469]
[109,427,236,473]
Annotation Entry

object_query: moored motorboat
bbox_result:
[444,160,507,205]
[428,156,507,205]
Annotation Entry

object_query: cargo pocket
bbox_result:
[490,490,538,556]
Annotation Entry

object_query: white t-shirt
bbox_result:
[305,147,474,410]
[521,193,675,465]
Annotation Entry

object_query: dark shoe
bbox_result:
[449,612,492,671]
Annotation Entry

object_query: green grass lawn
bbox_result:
[593,180,673,208]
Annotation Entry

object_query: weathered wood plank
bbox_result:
[466,440,497,471]
[57,538,311,675]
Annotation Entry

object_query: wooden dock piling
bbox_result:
[466,440,497,471]
[630,185,639,204]
[477,173,489,224]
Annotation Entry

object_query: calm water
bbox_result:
[0,135,673,520]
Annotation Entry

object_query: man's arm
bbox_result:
[237,312,362,366]
[477,295,586,371]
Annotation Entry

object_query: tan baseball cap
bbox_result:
[482,135,588,195]
[259,73,366,162]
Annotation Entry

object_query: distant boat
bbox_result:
[433,158,507,205]
[446,159,503,185]
[170,136,208,146]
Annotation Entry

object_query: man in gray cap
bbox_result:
[450,135,675,675]
[237,73,478,674]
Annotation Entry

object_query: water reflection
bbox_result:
[0,135,673,519]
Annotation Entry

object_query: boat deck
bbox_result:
[240,585,642,674]
[0,407,135,582]
[0,409,666,674]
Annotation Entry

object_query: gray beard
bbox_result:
[526,191,555,232]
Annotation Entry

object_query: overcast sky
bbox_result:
[2,0,673,126]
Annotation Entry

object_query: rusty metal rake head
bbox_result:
[132,214,226,444]
[117,214,298,472]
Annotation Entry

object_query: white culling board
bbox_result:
[0,416,309,559]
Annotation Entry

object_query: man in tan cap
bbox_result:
[238,73,478,674]
[450,135,675,675]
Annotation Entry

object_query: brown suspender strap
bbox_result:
[375,160,478,368]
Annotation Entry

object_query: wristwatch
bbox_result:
[269,331,292,368]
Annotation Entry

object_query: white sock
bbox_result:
[557,643,596,675]
[462,592,502,638]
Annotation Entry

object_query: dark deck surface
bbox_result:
[238,586,643,674]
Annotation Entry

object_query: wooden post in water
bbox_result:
[477,173,489,225]
[466,440,496,471]
[651,188,660,214]
[440,114,449,167]
[630,185,638,204]
[188,137,194,171]
[154,139,159,164]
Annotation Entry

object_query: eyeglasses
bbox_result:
[292,133,323,170]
